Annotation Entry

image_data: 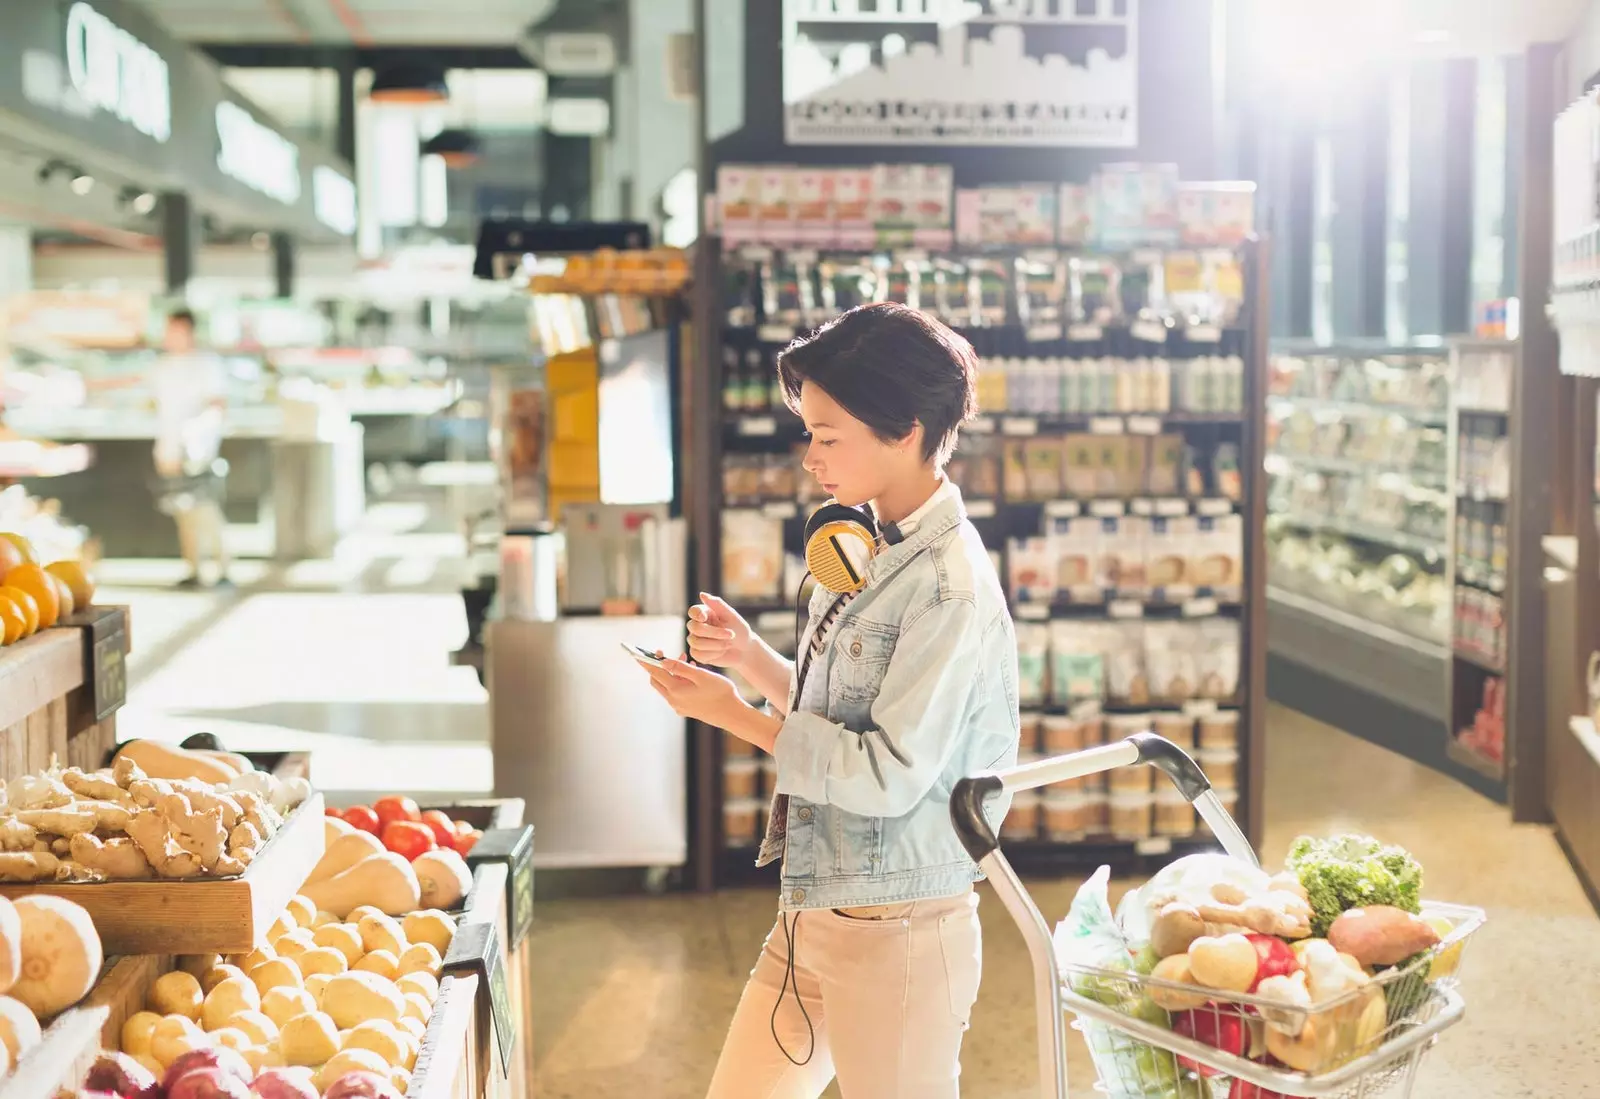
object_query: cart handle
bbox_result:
[951,733,1216,864]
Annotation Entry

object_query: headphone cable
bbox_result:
[770,910,816,1065]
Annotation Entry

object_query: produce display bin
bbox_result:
[0,607,128,776]
[0,794,327,955]
[0,1004,112,1099]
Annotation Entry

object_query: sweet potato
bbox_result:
[1327,906,1441,968]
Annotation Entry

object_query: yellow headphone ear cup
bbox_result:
[805,520,876,594]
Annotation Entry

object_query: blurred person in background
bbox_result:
[152,308,231,589]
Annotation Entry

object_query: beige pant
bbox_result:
[706,891,981,1099]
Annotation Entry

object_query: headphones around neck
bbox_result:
[802,502,904,594]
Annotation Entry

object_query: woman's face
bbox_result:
[798,381,916,507]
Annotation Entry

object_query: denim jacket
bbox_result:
[764,484,1020,911]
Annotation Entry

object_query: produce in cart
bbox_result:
[1056,834,1473,1096]
[0,750,309,883]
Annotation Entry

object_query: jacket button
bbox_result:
[791,888,806,904]
[849,639,863,658]
[798,806,813,821]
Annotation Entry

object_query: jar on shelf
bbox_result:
[724,758,761,800]
[1020,713,1045,753]
[1197,711,1240,750]
[725,732,758,760]
[1001,793,1042,841]
[1152,712,1196,751]
[1109,763,1154,795]
[1109,793,1154,840]
[1195,747,1239,789]
[723,799,760,847]
[1153,788,1196,837]
[1044,792,1092,841]
[1042,715,1085,755]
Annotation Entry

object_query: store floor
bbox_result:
[529,709,1600,1099]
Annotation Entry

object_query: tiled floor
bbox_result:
[107,524,1600,1099]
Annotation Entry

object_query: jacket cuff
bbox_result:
[773,710,835,805]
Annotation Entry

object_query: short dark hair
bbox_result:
[777,302,978,466]
[168,308,197,329]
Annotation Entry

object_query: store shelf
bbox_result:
[722,410,1244,442]
[1456,566,1507,593]
[1457,406,1511,417]
[1275,511,1448,557]
[1446,737,1506,781]
[1269,451,1448,490]
[1453,647,1505,674]
[1267,394,1448,426]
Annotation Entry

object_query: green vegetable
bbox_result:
[1286,834,1423,936]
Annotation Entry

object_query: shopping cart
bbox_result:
[949,734,1483,1099]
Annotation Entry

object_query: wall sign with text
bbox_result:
[783,0,1138,148]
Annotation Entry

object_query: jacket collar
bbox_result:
[863,481,966,589]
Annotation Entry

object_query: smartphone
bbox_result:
[621,643,667,668]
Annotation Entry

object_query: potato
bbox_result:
[150,971,205,1020]
[315,1048,390,1093]
[304,973,334,1006]
[273,930,315,960]
[312,911,341,929]
[297,946,348,978]
[353,950,397,981]
[122,1010,164,1055]
[251,957,304,997]
[149,1015,206,1068]
[389,1066,411,1094]
[394,972,438,1005]
[133,1052,166,1079]
[402,993,431,1024]
[243,1045,286,1076]
[1146,955,1210,1011]
[395,942,441,979]
[266,913,297,942]
[224,1009,279,1046]
[234,945,276,974]
[208,1026,252,1052]
[313,924,364,966]
[341,1020,406,1068]
[321,971,406,1031]
[355,914,406,958]
[202,964,248,996]
[260,986,317,1029]
[401,911,454,956]
[400,1035,418,1071]
[396,1017,425,1043]
[347,906,384,926]
[285,896,318,929]
[178,954,222,979]
[202,975,261,1031]
[0,996,42,1063]
[278,1011,340,1066]
[1327,906,1442,968]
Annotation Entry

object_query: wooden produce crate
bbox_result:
[0,608,128,778]
[0,1004,112,1099]
[0,794,327,955]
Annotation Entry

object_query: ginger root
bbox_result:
[235,792,282,840]
[155,794,227,871]
[0,819,36,853]
[228,822,263,867]
[14,807,100,837]
[125,810,204,880]
[0,851,60,882]
[70,833,154,880]
[113,756,147,789]
[170,781,242,830]
[62,768,136,808]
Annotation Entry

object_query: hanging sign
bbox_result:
[215,100,301,205]
[783,0,1138,147]
[64,1,172,142]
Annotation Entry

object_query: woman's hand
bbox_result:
[687,591,753,669]
[643,656,782,752]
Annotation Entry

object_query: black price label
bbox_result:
[467,826,535,950]
[91,633,127,721]
[442,921,516,1078]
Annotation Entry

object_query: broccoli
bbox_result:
[1285,833,1423,936]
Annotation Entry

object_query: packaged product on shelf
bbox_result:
[1058,183,1091,245]
[1146,516,1190,591]
[1122,436,1151,495]
[794,169,835,244]
[1050,515,1103,595]
[1177,181,1257,246]
[1069,257,1122,326]
[1108,792,1155,840]
[1151,711,1196,749]
[1105,621,1149,704]
[1144,622,1200,702]
[1002,440,1030,500]
[1016,713,1042,754]
[717,165,761,242]
[724,759,760,800]
[1211,444,1244,503]
[1024,438,1064,500]
[1015,623,1051,708]
[1110,756,1155,794]
[975,354,1008,412]
[1092,163,1180,248]
[1062,435,1099,497]
[720,511,785,602]
[1094,435,1124,496]
[834,168,874,246]
[1197,710,1240,750]
[1048,621,1107,703]
[1017,253,1068,333]
[1002,793,1042,840]
[1042,714,1087,755]
[741,347,770,411]
[1110,516,1149,596]
[724,799,760,847]
[969,258,1011,326]
[1196,619,1242,700]
[722,261,759,327]
[931,257,969,325]
[758,167,798,246]
[1152,787,1197,836]
[1149,435,1185,496]
[1196,747,1239,789]
[1044,791,1093,841]
[761,756,779,793]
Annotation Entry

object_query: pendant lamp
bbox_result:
[420,128,482,168]
[370,61,450,105]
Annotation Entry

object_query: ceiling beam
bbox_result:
[202,43,537,70]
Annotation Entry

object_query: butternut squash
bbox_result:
[113,741,237,785]
[0,897,21,995]
[197,749,255,775]
[11,896,102,1018]
[301,854,420,919]
[309,832,385,884]
[411,849,471,910]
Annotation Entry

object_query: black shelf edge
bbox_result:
[1452,648,1506,675]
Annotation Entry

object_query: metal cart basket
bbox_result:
[950,734,1483,1099]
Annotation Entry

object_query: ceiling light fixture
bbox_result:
[370,61,450,105]
[132,191,157,215]
[69,171,95,196]
[420,128,482,169]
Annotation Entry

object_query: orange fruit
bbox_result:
[0,587,39,638]
[0,596,23,645]
[0,540,23,577]
[3,566,58,628]
[0,533,36,567]
[45,560,94,610]
[50,574,74,618]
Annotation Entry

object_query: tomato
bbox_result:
[452,828,481,856]
[382,820,437,860]
[342,806,380,834]
[325,806,345,820]
[1245,935,1299,992]
[420,810,458,848]
[374,795,421,831]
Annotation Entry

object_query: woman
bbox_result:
[641,302,1020,1098]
